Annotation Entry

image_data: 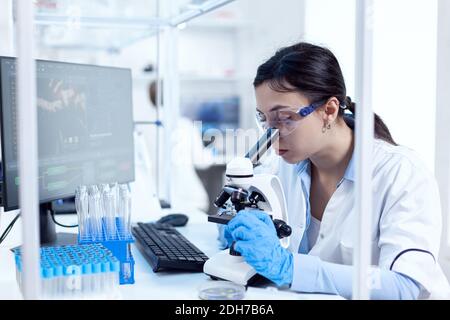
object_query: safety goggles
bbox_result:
[256,100,327,137]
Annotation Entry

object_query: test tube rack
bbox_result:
[78,217,135,285]
[13,244,121,299]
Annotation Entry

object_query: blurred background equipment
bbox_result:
[146,79,212,213]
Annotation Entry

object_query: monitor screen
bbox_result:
[0,57,135,211]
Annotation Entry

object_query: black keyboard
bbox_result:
[132,222,209,272]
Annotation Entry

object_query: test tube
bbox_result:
[111,182,120,236]
[101,184,111,236]
[80,187,89,239]
[118,184,131,238]
[99,184,111,239]
[108,183,118,210]
[76,186,89,240]
[75,186,82,236]
[104,190,117,240]
[88,185,102,241]
[99,183,110,216]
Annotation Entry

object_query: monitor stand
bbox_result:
[40,202,78,246]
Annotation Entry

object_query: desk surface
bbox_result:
[0,209,342,300]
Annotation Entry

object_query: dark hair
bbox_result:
[253,42,397,145]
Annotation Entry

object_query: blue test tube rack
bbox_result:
[78,217,135,285]
[13,244,121,299]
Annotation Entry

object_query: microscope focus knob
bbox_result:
[273,219,292,239]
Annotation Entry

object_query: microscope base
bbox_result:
[203,250,257,286]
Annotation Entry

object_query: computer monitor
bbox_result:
[0,57,135,244]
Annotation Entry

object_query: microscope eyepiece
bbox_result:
[214,189,231,208]
[245,128,280,166]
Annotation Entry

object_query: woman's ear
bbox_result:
[322,97,340,123]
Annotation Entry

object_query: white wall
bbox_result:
[304,0,438,172]
[303,0,356,100]
[236,0,306,129]
[372,0,438,172]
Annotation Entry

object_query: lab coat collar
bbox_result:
[294,148,355,183]
[295,159,310,176]
[343,151,355,182]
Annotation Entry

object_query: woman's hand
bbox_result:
[226,210,293,287]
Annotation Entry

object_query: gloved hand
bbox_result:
[217,224,233,249]
[226,210,293,287]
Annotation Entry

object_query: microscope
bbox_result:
[203,128,292,285]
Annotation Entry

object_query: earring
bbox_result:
[322,123,331,133]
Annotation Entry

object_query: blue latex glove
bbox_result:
[226,210,293,287]
[217,224,233,249]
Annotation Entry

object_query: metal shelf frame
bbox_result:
[353,0,374,300]
[29,0,236,52]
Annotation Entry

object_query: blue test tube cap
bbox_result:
[110,259,120,273]
[101,260,111,273]
[91,261,102,274]
[54,265,63,277]
[64,264,82,276]
[42,266,54,279]
[82,262,92,275]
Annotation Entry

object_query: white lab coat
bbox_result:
[264,138,450,299]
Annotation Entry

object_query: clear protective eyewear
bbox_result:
[256,100,327,137]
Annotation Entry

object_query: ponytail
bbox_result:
[343,96,397,146]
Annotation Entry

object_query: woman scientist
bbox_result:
[222,42,450,299]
